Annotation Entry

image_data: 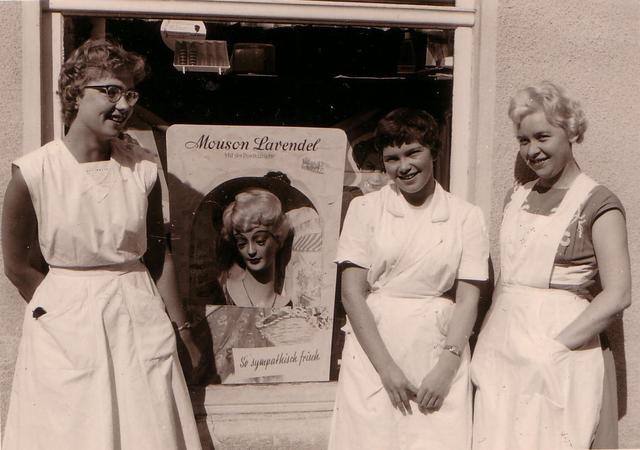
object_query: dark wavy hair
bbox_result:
[374,108,441,158]
[57,39,147,126]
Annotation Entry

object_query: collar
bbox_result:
[383,181,450,222]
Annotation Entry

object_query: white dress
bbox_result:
[328,182,489,450]
[471,173,604,450]
[3,139,202,450]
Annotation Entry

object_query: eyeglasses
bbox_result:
[83,85,140,106]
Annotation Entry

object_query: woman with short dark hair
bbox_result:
[328,108,489,449]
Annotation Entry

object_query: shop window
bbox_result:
[62,15,456,384]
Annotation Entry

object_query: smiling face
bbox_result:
[73,72,135,141]
[517,111,576,187]
[382,142,435,205]
[234,227,280,274]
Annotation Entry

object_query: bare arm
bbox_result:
[145,178,188,323]
[145,177,202,376]
[1,166,46,301]
[555,209,631,349]
[416,279,481,411]
[341,264,417,415]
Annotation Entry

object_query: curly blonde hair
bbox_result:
[508,81,587,143]
[221,188,292,244]
[58,39,146,127]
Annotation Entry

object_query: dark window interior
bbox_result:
[64,16,455,382]
[65,17,453,130]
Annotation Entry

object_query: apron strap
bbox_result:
[500,173,598,287]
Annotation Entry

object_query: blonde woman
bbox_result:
[471,81,631,450]
[219,187,293,308]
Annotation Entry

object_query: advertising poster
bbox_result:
[167,125,347,383]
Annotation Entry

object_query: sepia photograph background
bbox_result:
[0,1,639,448]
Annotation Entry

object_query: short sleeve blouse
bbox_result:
[336,183,489,298]
[505,182,625,298]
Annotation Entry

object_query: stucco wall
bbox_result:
[490,1,640,447]
[0,1,26,433]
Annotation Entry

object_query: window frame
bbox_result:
[22,0,486,420]
[32,0,479,199]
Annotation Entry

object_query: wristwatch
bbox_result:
[176,320,194,332]
[442,344,462,357]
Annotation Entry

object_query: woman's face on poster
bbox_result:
[234,227,280,273]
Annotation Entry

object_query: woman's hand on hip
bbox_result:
[379,363,418,416]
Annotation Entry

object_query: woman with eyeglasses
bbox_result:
[1,39,202,449]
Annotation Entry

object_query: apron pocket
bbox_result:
[546,336,571,356]
[30,275,81,320]
[527,335,571,407]
[126,284,177,362]
[29,279,96,370]
[503,329,568,407]
[434,300,454,337]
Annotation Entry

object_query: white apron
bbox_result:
[329,183,486,450]
[329,294,471,450]
[471,173,604,450]
[3,140,202,450]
